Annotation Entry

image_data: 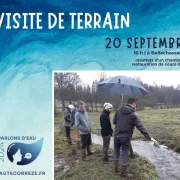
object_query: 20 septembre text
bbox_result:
[105,37,180,48]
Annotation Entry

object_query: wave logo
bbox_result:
[7,138,43,165]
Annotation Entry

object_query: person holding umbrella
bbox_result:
[100,102,113,162]
[113,98,152,176]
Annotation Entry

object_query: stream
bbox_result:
[91,134,180,180]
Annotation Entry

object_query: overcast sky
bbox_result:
[74,71,180,87]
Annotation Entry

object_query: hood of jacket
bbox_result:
[120,105,134,115]
[103,109,110,115]
[77,109,85,114]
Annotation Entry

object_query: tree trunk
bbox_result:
[62,100,65,111]
[95,103,98,112]
[91,103,93,112]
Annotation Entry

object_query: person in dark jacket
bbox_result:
[64,105,74,145]
[71,104,81,149]
[71,104,77,126]
[113,98,151,176]
[100,103,113,162]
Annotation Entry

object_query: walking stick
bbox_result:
[130,141,134,157]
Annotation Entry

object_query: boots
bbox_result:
[120,164,127,177]
[114,160,119,173]
[81,148,86,160]
[103,149,108,162]
[67,137,72,145]
[87,146,93,156]
[81,148,89,161]
[76,141,81,150]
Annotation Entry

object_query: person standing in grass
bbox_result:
[71,104,77,126]
[75,100,93,161]
[71,104,81,149]
[113,98,151,177]
[100,103,113,162]
[63,104,74,145]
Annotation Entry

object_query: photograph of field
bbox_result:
[54,71,180,180]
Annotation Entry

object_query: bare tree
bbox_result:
[54,72,180,112]
[92,80,99,111]
[54,72,81,110]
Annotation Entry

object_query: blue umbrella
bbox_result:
[98,75,148,106]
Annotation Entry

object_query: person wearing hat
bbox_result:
[63,104,74,145]
[100,102,113,162]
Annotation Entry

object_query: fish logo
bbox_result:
[7,138,43,165]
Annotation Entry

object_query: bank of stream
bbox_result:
[91,134,180,180]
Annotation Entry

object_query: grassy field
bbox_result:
[88,108,180,153]
[54,117,157,180]
[134,108,180,152]
[55,108,180,153]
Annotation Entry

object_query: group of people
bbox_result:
[63,98,152,177]
[63,101,93,157]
